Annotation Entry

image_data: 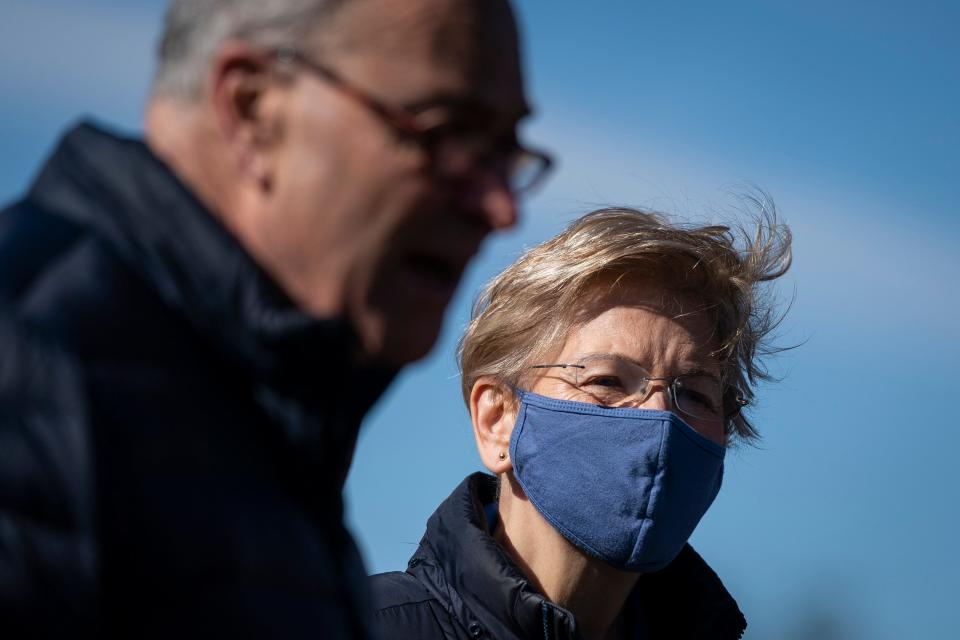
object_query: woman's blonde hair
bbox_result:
[457,199,792,441]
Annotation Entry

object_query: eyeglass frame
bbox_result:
[270,47,554,195]
[528,362,749,423]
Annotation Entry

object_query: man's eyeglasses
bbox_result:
[530,354,748,426]
[272,47,554,195]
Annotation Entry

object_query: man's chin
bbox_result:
[353,305,447,367]
[357,267,462,365]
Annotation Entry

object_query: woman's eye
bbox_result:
[578,377,628,407]
[581,376,622,389]
[678,389,717,411]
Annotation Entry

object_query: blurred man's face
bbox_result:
[255,0,530,365]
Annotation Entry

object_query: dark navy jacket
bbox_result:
[370,474,747,640]
[0,122,394,638]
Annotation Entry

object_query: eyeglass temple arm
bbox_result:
[530,364,586,370]
[272,47,422,136]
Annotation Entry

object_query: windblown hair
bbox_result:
[152,0,351,100]
[458,197,793,441]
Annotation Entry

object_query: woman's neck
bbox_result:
[494,475,640,640]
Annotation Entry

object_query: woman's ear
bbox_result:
[470,377,517,475]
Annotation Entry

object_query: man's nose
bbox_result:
[459,170,518,230]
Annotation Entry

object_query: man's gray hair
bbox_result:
[152,0,349,100]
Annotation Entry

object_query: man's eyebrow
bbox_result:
[407,96,532,123]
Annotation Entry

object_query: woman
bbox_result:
[370,206,792,639]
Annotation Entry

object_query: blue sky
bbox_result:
[2,2,958,638]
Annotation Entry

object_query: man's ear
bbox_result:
[470,377,518,475]
[207,42,282,189]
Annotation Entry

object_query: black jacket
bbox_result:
[0,122,395,638]
[370,474,747,640]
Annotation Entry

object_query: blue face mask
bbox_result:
[509,390,725,572]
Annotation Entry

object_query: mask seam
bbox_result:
[626,427,724,571]
[627,415,671,568]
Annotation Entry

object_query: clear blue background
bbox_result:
[2,2,957,638]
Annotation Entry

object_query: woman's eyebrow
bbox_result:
[576,351,651,371]
[577,351,722,382]
[680,367,722,383]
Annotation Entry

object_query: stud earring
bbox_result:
[498,452,506,461]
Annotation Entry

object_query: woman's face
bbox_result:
[528,287,726,445]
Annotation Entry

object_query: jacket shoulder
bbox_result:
[0,198,89,304]
[0,198,190,364]
[370,572,463,639]
[371,571,435,609]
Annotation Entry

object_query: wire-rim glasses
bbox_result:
[530,354,748,426]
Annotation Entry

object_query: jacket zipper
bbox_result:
[541,602,552,640]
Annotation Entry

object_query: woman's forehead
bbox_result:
[557,302,720,375]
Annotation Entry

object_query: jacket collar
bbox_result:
[25,121,396,485]
[408,473,746,640]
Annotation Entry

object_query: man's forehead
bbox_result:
[333,0,519,54]
[323,0,527,114]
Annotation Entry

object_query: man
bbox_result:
[0,0,549,636]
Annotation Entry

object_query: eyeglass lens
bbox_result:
[566,355,724,422]
[432,138,549,195]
